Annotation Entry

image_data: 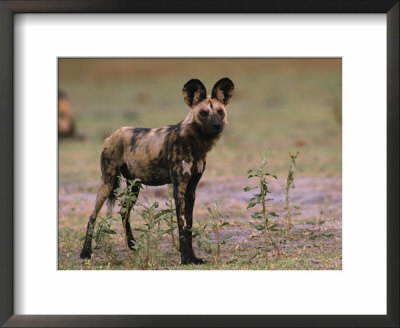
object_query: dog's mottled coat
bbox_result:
[80,78,234,264]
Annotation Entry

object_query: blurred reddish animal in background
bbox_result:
[58,91,75,138]
[58,91,85,140]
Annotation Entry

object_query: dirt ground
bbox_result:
[58,174,341,270]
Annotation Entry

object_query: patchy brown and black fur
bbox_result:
[80,78,234,264]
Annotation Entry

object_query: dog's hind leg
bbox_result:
[121,200,137,251]
[106,198,113,218]
[106,175,120,218]
[80,139,124,259]
[119,165,140,250]
[80,179,115,259]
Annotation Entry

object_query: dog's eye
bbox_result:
[217,109,225,117]
[199,110,209,117]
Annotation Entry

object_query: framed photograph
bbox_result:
[57,57,343,271]
[0,1,398,327]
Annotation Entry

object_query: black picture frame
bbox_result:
[0,1,398,327]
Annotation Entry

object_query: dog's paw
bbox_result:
[80,249,92,259]
[127,239,137,251]
[192,257,206,265]
[181,256,206,265]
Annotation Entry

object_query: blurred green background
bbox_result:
[58,58,341,184]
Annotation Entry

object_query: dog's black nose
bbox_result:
[213,124,222,131]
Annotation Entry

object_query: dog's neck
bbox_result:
[192,125,219,155]
[179,121,219,157]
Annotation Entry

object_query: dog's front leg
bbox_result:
[171,165,202,265]
[184,173,204,264]
[172,178,192,265]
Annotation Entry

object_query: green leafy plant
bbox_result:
[244,155,280,261]
[207,201,230,262]
[160,192,179,252]
[285,152,300,231]
[191,200,230,263]
[190,221,213,256]
[93,215,118,263]
[112,179,180,269]
[114,176,143,257]
[133,197,167,269]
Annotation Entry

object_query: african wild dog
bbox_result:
[58,91,85,140]
[58,91,75,138]
[80,78,234,264]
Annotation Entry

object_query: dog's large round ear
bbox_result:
[182,79,207,108]
[211,78,234,105]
